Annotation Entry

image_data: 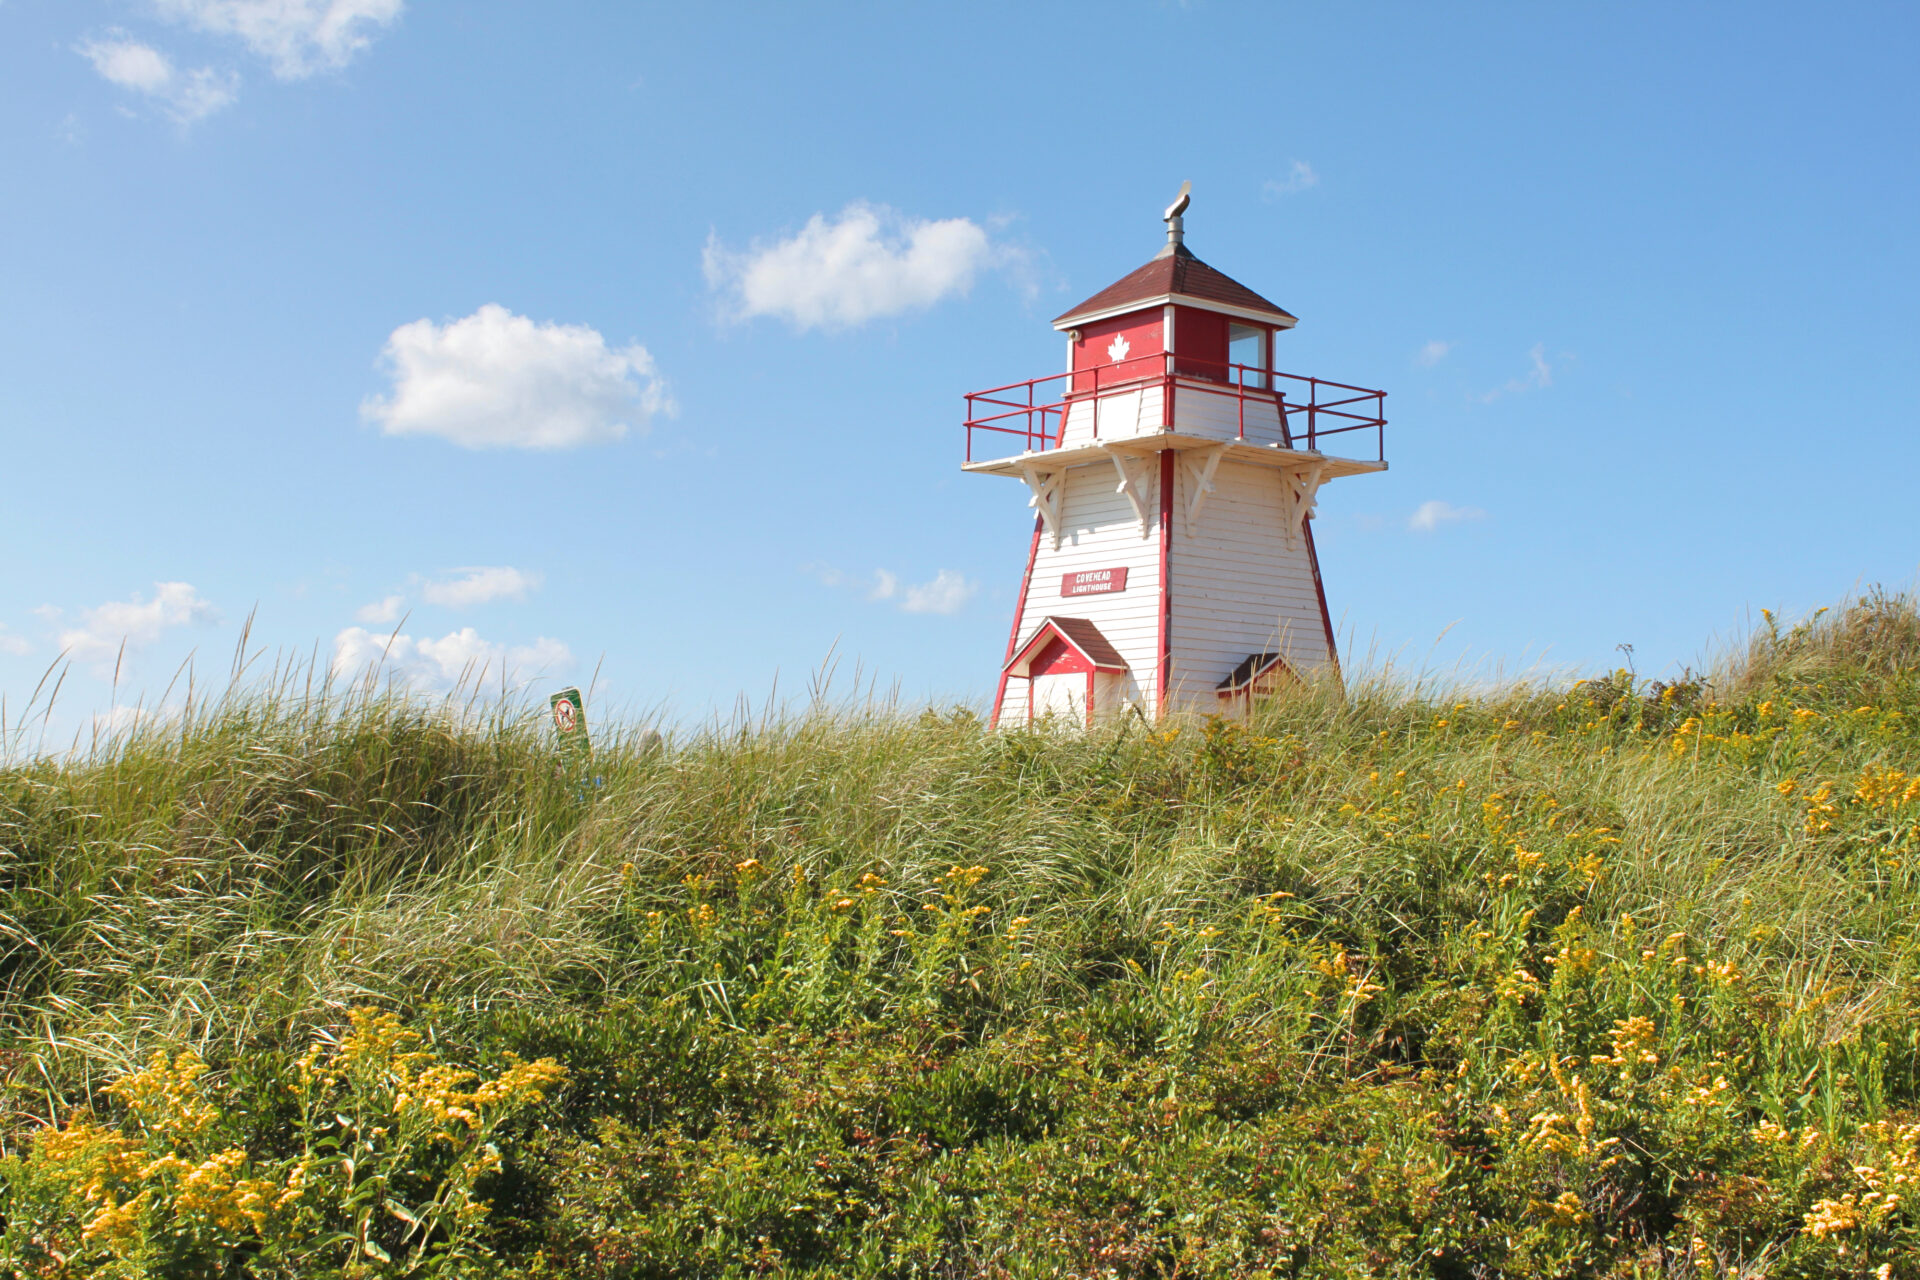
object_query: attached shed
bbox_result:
[1215,651,1297,714]
[1004,616,1130,726]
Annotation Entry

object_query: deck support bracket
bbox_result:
[1281,461,1326,547]
[1103,446,1158,538]
[1017,463,1068,549]
[1181,444,1230,536]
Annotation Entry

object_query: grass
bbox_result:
[6,592,1920,1276]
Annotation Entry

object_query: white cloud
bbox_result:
[810,563,977,615]
[154,0,403,79]
[362,304,670,450]
[353,566,539,622]
[355,593,406,624]
[0,625,29,658]
[1408,500,1487,533]
[59,581,218,672]
[330,625,571,689]
[421,566,541,608]
[81,35,173,92]
[901,569,977,615]
[1478,342,1554,403]
[1262,161,1320,200]
[77,32,238,124]
[1414,340,1452,368]
[704,201,1001,330]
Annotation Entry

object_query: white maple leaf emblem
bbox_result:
[1108,334,1131,363]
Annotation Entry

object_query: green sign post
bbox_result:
[549,686,591,762]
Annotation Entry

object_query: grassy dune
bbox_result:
[6,594,1920,1277]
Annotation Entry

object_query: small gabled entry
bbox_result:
[1215,651,1296,713]
[1004,617,1128,728]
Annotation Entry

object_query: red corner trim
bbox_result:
[1302,518,1341,680]
[1156,448,1175,718]
[991,514,1046,727]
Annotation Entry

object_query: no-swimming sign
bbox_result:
[549,687,591,758]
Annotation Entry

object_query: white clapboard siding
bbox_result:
[1167,381,1287,447]
[1000,447,1341,722]
[1166,457,1330,705]
[1000,677,1031,722]
[1057,383,1166,448]
[1009,461,1165,716]
[1056,381,1286,450]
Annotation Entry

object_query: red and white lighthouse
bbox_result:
[965,188,1389,725]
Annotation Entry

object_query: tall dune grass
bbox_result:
[6,593,1920,1276]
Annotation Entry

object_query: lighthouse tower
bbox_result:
[965,188,1389,725]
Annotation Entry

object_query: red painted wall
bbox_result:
[1071,309,1163,394]
[1028,636,1093,677]
[1172,306,1228,380]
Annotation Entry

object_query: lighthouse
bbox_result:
[964,187,1389,726]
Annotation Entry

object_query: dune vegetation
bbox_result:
[6,593,1920,1277]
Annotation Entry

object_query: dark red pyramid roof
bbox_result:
[1053,244,1297,328]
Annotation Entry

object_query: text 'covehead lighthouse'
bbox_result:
[962,186,1389,726]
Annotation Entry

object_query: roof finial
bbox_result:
[1159,181,1191,258]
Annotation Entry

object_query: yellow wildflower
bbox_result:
[1804,1196,1860,1237]
[107,1050,220,1142]
[1528,1190,1591,1229]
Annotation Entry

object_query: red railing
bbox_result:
[963,356,1386,464]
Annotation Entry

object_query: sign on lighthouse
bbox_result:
[962,187,1389,726]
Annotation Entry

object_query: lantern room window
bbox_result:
[1228,323,1267,389]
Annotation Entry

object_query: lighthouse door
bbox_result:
[1024,636,1095,727]
[1031,673,1088,722]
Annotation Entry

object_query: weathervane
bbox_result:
[1161,180,1192,254]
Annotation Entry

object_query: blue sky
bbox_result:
[3,1,1918,740]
